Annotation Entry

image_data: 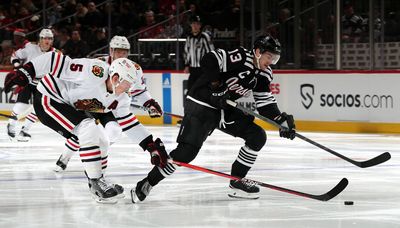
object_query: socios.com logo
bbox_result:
[300,84,314,109]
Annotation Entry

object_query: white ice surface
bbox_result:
[0,121,399,228]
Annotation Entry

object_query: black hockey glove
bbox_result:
[147,138,169,168]
[143,99,163,118]
[274,112,296,140]
[209,83,230,109]
[4,63,34,93]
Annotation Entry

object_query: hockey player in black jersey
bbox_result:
[131,35,296,202]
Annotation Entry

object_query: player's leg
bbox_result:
[33,93,119,203]
[131,100,220,203]
[54,135,79,172]
[221,109,266,199]
[7,85,32,140]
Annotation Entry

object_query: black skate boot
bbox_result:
[7,123,16,140]
[17,127,31,142]
[131,178,152,203]
[228,179,260,199]
[113,184,125,199]
[54,155,68,172]
[88,176,119,204]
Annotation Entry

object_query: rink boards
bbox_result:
[1,70,400,133]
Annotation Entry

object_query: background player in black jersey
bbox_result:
[131,35,296,202]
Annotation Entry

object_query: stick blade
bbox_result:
[359,152,391,168]
[316,178,349,201]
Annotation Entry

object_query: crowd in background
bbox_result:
[1,0,400,70]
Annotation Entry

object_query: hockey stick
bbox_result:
[0,106,34,120]
[172,160,348,201]
[130,103,183,119]
[226,100,391,168]
[0,113,17,120]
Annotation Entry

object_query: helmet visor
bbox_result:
[271,53,280,65]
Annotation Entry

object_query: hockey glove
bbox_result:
[274,112,296,140]
[4,63,34,93]
[209,83,230,109]
[147,138,169,168]
[143,99,163,118]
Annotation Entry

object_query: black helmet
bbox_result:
[190,15,201,23]
[253,35,281,55]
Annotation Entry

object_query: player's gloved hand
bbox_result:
[143,99,163,118]
[274,112,296,140]
[4,70,29,93]
[147,138,169,168]
[209,83,230,109]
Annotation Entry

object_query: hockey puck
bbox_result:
[344,201,354,205]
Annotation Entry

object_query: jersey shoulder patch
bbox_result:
[90,59,108,78]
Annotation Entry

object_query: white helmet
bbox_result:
[109,35,130,50]
[39,29,54,38]
[109,58,145,91]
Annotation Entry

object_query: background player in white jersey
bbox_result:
[54,36,165,173]
[5,54,168,203]
[6,28,56,141]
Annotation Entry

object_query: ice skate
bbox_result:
[131,178,152,203]
[88,176,119,204]
[228,179,260,199]
[7,123,16,140]
[53,155,69,172]
[17,127,31,142]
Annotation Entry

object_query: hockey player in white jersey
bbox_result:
[5,53,169,203]
[54,35,165,172]
[6,28,56,141]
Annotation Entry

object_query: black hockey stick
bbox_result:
[172,160,348,201]
[130,103,183,119]
[226,100,391,168]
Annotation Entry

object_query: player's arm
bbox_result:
[4,52,56,92]
[254,70,296,140]
[10,46,28,69]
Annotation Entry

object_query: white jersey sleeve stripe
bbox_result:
[253,91,277,107]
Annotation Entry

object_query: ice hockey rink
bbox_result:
[0,121,399,228]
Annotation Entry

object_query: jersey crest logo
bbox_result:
[74,98,105,112]
[134,63,141,70]
[92,65,104,78]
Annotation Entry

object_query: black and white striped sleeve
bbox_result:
[253,67,281,118]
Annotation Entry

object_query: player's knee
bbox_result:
[170,143,200,163]
[104,121,122,144]
[245,125,266,151]
[76,118,102,144]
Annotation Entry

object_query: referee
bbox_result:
[184,15,215,92]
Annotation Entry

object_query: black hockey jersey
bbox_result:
[188,47,280,118]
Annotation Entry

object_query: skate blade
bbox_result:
[17,137,30,142]
[130,189,141,204]
[53,166,65,173]
[116,193,125,199]
[91,194,119,204]
[228,189,260,200]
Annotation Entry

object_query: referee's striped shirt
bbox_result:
[184,32,215,68]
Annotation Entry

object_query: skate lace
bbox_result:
[141,181,152,196]
[98,177,114,191]
[242,179,257,188]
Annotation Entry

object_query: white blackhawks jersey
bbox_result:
[32,52,122,113]
[11,42,57,85]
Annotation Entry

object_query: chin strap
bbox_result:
[253,49,261,69]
